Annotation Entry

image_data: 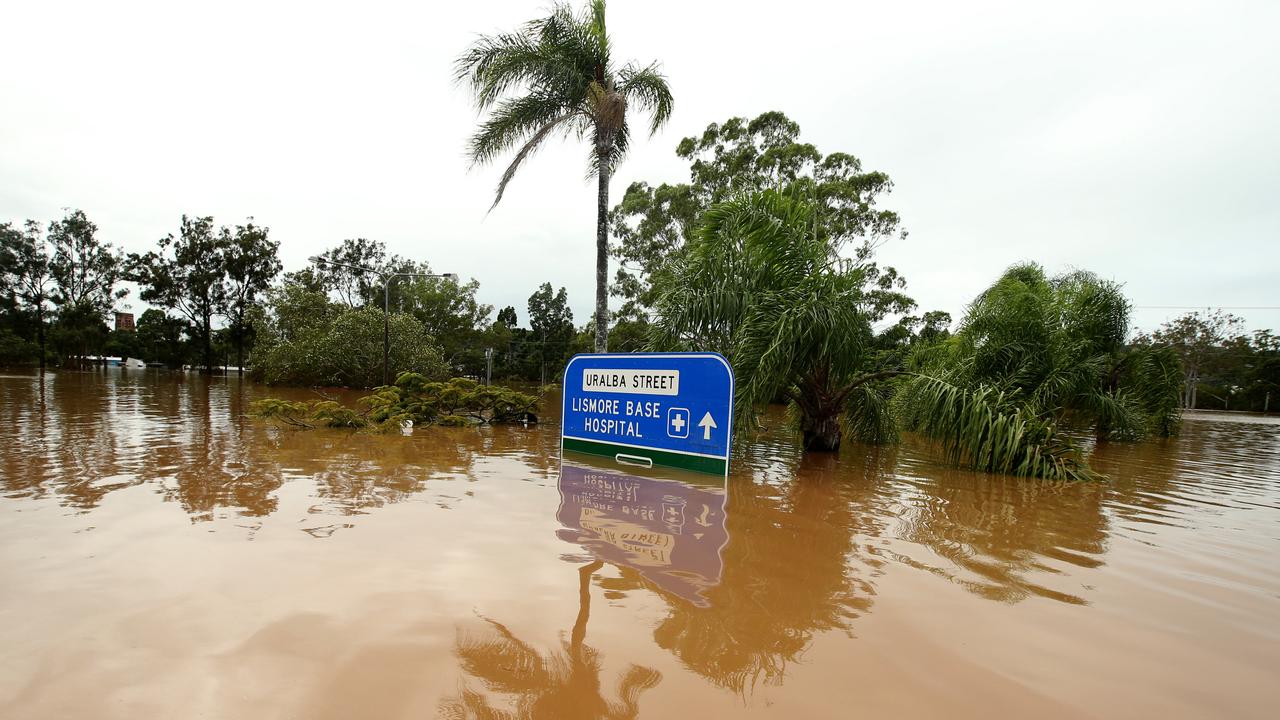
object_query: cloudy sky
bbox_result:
[3,0,1277,333]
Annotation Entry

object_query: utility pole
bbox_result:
[484,347,494,385]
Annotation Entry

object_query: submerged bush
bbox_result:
[248,375,540,431]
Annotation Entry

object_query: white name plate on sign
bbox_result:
[582,368,680,396]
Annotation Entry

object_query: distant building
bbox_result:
[114,312,135,332]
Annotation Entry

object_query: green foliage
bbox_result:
[363,375,540,427]
[135,309,191,368]
[221,220,281,368]
[0,220,51,365]
[41,210,126,365]
[249,376,540,432]
[897,263,1186,480]
[246,398,366,429]
[0,328,39,366]
[48,210,127,316]
[611,111,903,319]
[130,215,280,372]
[898,375,1095,481]
[250,288,447,387]
[391,268,493,376]
[455,0,672,204]
[651,190,913,451]
[313,238,388,307]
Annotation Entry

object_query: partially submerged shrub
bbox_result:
[248,375,540,431]
[364,374,540,426]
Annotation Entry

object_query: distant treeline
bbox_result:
[0,212,625,383]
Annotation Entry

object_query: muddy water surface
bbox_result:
[1,370,1278,718]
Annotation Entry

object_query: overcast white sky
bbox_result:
[3,0,1277,333]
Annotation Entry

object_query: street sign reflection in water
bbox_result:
[556,461,728,607]
[561,352,734,475]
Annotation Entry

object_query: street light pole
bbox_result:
[308,256,456,386]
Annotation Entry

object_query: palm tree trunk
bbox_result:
[802,413,842,452]
[594,147,610,353]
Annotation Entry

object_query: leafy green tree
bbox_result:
[650,190,913,451]
[312,238,387,307]
[47,210,127,365]
[527,282,576,382]
[1134,310,1245,408]
[221,220,281,370]
[0,220,51,366]
[898,263,1184,479]
[130,215,226,373]
[456,0,674,352]
[135,309,190,368]
[612,111,902,319]
[250,282,446,387]
[50,301,110,365]
[496,305,518,328]
[389,264,493,375]
[104,327,141,361]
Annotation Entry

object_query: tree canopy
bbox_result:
[898,263,1184,479]
[612,111,903,320]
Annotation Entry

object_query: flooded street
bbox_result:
[2,370,1278,719]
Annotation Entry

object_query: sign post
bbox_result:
[561,352,734,476]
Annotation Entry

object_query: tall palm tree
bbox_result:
[456,0,673,352]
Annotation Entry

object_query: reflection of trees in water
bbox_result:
[0,372,60,500]
[890,441,1109,605]
[261,428,479,514]
[649,451,891,694]
[0,370,559,521]
[1092,419,1280,526]
[440,561,662,720]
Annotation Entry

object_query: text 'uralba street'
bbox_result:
[582,369,680,396]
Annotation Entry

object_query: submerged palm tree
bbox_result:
[650,190,911,452]
[651,191,1182,480]
[897,263,1183,479]
[456,0,673,352]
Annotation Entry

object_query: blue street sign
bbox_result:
[561,352,735,475]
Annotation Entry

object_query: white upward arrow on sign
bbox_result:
[698,411,717,440]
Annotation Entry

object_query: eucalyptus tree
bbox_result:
[221,220,281,370]
[130,215,227,373]
[0,220,51,367]
[527,282,575,382]
[1133,309,1245,408]
[650,190,914,452]
[311,238,388,307]
[47,210,127,364]
[456,0,673,352]
[612,111,902,319]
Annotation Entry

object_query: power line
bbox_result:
[1133,306,1280,310]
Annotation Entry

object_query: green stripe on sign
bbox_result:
[562,437,727,475]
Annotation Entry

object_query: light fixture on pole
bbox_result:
[308,256,456,385]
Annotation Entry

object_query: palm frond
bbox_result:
[490,111,580,209]
[619,62,673,135]
[842,382,898,445]
[898,374,1095,481]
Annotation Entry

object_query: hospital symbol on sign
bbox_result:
[667,407,690,439]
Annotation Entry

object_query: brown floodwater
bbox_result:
[1,370,1278,719]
